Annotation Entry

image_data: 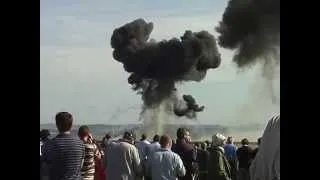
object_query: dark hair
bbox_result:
[141,134,147,141]
[105,133,111,140]
[257,137,262,145]
[153,134,160,142]
[200,142,206,150]
[177,128,187,139]
[205,140,210,146]
[40,129,50,140]
[195,142,200,148]
[78,125,90,139]
[226,136,233,144]
[160,135,172,148]
[241,138,249,145]
[55,112,73,132]
[123,131,133,140]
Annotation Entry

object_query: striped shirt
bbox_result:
[81,142,98,180]
[43,133,85,180]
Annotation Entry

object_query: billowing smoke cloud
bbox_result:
[216,0,280,104]
[110,18,221,119]
[216,0,280,67]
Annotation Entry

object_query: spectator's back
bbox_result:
[146,135,186,180]
[43,134,85,180]
[106,140,142,180]
[237,144,253,170]
[42,112,85,180]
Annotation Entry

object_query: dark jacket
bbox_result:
[196,149,209,180]
[206,146,232,180]
[197,149,209,172]
[237,145,253,170]
[174,139,196,180]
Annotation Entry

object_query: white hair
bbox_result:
[212,133,226,147]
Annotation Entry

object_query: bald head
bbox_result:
[160,135,172,149]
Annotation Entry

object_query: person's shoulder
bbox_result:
[121,142,136,149]
[267,113,280,126]
[71,137,83,144]
[172,151,183,160]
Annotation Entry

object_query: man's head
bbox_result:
[123,131,134,144]
[212,133,226,147]
[78,125,91,141]
[105,133,111,140]
[176,128,191,142]
[194,142,200,150]
[226,136,233,144]
[160,135,172,149]
[153,134,160,142]
[241,138,249,146]
[40,129,50,141]
[205,140,210,147]
[55,112,73,133]
[141,133,147,141]
[200,142,207,151]
[257,137,262,146]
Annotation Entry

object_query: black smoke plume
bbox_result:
[216,0,280,68]
[110,18,221,118]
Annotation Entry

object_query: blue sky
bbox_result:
[40,0,280,125]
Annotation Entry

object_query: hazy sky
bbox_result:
[40,0,280,125]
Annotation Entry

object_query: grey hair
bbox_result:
[212,133,226,147]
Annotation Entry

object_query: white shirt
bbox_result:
[250,114,280,180]
[146,148,186,180]
[106,141,142,180]
[147,142,161,157]
[136,140,151,160]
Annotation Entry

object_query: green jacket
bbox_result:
[206,147,232,180]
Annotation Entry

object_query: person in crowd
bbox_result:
[206,133,232,180]
[145,135,186,180]
[204,140,211,151]
[146,134,161,157]
[136,134,151,161]
[106,131,142,180]
[237,138,253,180]
[196,142,209,180]
[224,136,238,180]
[171,139,176,151]
[174,128,197,180]
[250,114,280,180]
[94,141,106,180]
[136,134,151,180]
[102,133,112,149]
[40,129,50,156]
[78,125,101,180]
[194,143,200,151]
[102,133,112,179]
[193,143,200,180]
[251,137,262,160]
[42,112,85,180]
[40,129,51,180]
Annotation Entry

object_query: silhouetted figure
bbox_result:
[174,128,197,180]
[237,138,253,180]
[252,137,262,160]
[224,136,238,180]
